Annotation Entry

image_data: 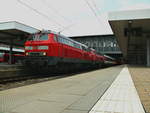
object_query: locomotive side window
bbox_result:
[58,36,62,43]
[63,38,68,45]
[57,36,82,49]
[53,35,57,41]
[58,37,69,45]
[65,39,70,46]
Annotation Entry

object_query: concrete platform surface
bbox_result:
[89,66,145,113]
[0,65,123,113]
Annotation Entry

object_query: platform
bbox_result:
[89,66,145,113]
[109,9,150,66]
[0,65,148,113]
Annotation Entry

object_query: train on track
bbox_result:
[23,30,118,71]
[0,52,24,64]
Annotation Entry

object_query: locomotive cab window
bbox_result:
[38,34,48,40]
[32,34,48,41]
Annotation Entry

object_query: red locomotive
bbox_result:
[23,30,105,70]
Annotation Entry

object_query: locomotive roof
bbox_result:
[34,30,89,48]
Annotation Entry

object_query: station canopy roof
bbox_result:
[0,21,39,46]
[0,46,24,53]
[108,9,150,57]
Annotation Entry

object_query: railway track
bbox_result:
[0,73,66,84]
[0,68,92,83]
[0,74,67,91]
[0,75,38,84]
[0,67,100,91]
[0,74,69,91]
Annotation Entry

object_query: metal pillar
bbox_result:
[9,39,13,64]
[147,37,150,67]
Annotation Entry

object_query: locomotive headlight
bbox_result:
[26,52,29,56]
[43,52,46,56]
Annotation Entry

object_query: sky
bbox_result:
[0,0,150,36]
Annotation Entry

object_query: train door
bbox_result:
[57,36,64,58]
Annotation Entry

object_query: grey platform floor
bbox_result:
[0,65,124,113]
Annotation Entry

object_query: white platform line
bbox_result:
[89,66,145,113]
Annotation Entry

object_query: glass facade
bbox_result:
[71,35,121,54]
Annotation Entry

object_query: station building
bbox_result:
[0,21,39,64]
[109,9,150,66]
[0,21,123,64]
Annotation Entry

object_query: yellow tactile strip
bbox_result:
[128,66,150,113]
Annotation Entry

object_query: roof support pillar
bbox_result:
[147,37,150,67]
[9,39,13,64]
[127,20,132,63]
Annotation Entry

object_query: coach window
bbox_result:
[65,39,67,44]
[58,37,62,43]
[79,45,82,49]
[62,38,65,44]
[68,40,71,46]
[71,42,74,47]
[74,43,77,48]
[67,40,69,45]
[69,41,73,47]
[73,43,76,48]
[70,41,72,46]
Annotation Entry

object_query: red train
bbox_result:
[23,30,117,70]
[0,52,24,64]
